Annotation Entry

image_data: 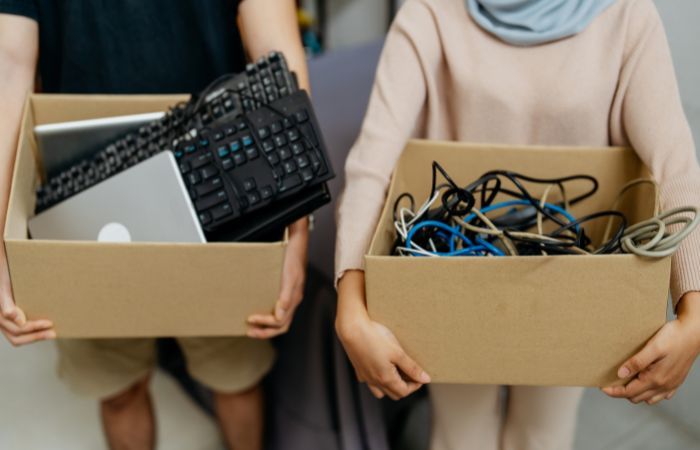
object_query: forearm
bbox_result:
[336,270,370,335]
[237,0,309,92]
[0,62,35,257]
[0,15,38,260]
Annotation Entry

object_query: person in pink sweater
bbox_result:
[334,0,700,448]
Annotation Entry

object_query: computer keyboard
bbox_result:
[176,91,334,233]
[35,51,299,214]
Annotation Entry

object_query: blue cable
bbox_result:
[406,220,500,256]
[405,201,578,257]
[461,200,580,232]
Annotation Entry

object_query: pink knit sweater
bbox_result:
[335,0,700,305]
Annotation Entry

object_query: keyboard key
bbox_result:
[196,177,223,197]
[223,99,235,112]
[192,152,212,169]
[302,124,320,147]
[212,105,223,118]
[309,152,321,170]
[291,142,304,155]
[195,190,227,212]
[270,121,283,134]
[267,153,280,165]
[225,127,236,136]
[199,212,212,226]
[287,129,300,142]
[213,132,224,142]
[272,167,284,179]
[198,139,209,148]
[296,155,310,169]
[279,147,292,160]
[283,118,293,129]
[238,122,248,131]
[217,146,229,158]
[260,185,273,199]
[243,178,256,192]
[187,172,201,185]
[262,140,275,153]
[246,148,259,160]
[294,110,309,123]
[175,150,184,159]
[242,135,254,147]
[233,153,247,166]
[279,174,302,192]
[211,203,234,220]
[230,140,242,153]
[283,160,297,174]
[258,127,270,139]
[200,165,218,180]
[247,192,261,205]
[222,158,234,171]
[202,113,212,124]
[274,135,287,148]
[179,161,191,174]
[185,144,196,154]
[300,167,314,182]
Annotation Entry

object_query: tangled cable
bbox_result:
[393,162,699,259]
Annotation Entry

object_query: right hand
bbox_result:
[336,270,430,400]
[0,253,55,346]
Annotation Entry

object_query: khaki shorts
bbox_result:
[56,337,275,400]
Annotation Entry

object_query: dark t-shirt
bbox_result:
[0,0,247,94]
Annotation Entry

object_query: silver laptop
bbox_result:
[28,151,206,243]
[35,112,165,178]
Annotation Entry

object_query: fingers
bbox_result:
[618,340,663,379]
[602,375,654,400]
[247,311,295,339]
[0,316,53,336]
[647,392,668,405]
[1,326,56,347]
[0,293,18,323]
[367,384,385,399]
[394,351,431,384]
[631,389,661,405]
[666,389,677,400]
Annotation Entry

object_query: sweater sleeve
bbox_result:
[334,0,435,284]
[612,1,700,307]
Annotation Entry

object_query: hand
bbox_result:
[0,252,55,346]
[602,293,700,405]
[336,271,430,400]
[246,217,308,339]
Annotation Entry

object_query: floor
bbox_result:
[2,339,700,450]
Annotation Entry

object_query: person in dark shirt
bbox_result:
[0,2,311,449]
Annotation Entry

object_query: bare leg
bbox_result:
[100,374,155,450]
[214,384,264,450]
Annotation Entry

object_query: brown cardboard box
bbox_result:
[3,94,286,338]
[365,140,671,387]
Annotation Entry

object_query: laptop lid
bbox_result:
[28,151,205,244]
[35,112,165,178]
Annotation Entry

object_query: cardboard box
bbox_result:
[365,140,671,387]
[3,94,286,338]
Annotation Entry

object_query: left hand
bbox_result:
[602,292,700,405]
[246,217,308,339]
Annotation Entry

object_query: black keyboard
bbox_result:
[35,51,298,214]
[176,90,334,234]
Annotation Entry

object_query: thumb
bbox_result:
[619,341,660,379]
[394,351,431,384]
[0,291,18,322]
[275,282,294,321]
